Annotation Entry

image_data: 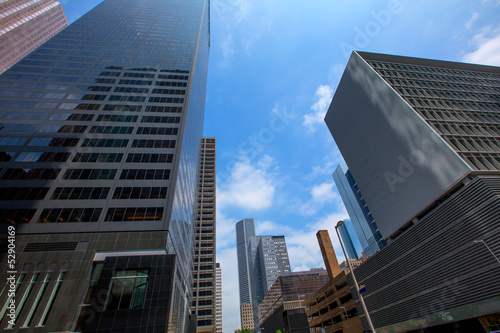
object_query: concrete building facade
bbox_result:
[0,0,68,74]
[192,138,216,332]
[0,0,210,331]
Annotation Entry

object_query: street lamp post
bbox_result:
[339,306,354,333]
[335,220,376,333]
[473,240,500,264]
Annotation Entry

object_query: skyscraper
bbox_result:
[235,218,291,330]
[0,0,210,331]
[0,0,68,74]
[325,51,500,332]
[192,137,216,332]
[337,219,363,260]
[333,163,385,257]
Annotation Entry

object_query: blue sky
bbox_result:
[59,0,500,331]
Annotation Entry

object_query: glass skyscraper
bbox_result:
[0,0,210,331]
[333,163,386,257]
[337,218,363,260]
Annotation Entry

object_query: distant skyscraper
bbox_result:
[215,263,222,333]
[235,218,291,330]
[325,51,500,332]
[236,218,256,304]
[337,218,363,259]
[333,163,386,257]
[0,0,68,74]
[193,138,216,332]
[0,0,210,332]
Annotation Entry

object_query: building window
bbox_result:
[105,270,148,311]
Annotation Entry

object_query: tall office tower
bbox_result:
[337,218,363,260]
[0,0,68,74]
[325,51,500,332]
[235,219,291,330]
[215,263,222,333]
[192,137,216,332]
[0,0,210,331]
[333,163,386,257]
[236,218,256,306]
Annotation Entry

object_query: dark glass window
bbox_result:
[37,208,102,223]
[113,187,167,199]
[50,187,110,200]
[0,209,36,224]
[119,169,170,180]
[136,127,178,136]
[131,139,175,148]
[105,270,148,311]
[126,153,173,163]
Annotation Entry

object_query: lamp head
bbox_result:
[336,220,344,228]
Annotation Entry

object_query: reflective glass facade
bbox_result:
[333,163,386,258]
[0,0,210,331]
[337,218,363,260]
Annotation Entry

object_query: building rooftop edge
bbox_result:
[355,50,500,74]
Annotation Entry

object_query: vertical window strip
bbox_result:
[7,273,38,328]
[38,271,65,327]
[22,272,53,328]
[0,274,24,323]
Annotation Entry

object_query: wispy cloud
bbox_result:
[303,85,334,132]
[465,12,480,30]
[462,26,500,66]
[299,181,339,216]
[217,155,276,211]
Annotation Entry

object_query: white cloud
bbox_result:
[299,181,339,216]
[465,12,480,30]
[462,27,500,66]
[221,34,235,58]
[303,85,334,132]
[217,155,275,210]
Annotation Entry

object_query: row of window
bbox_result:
[37,208,102,223]
[119,169,170,180]
[104,207,163,222]
[73,153,123,163]
[0,187,49,201]
[136,127,178,135]
[112,187,168,200]
[126,153,173,163]
[51,187,110,200]
[132,139,176,148]
[1,168,60,180]
[62,168,116,180]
